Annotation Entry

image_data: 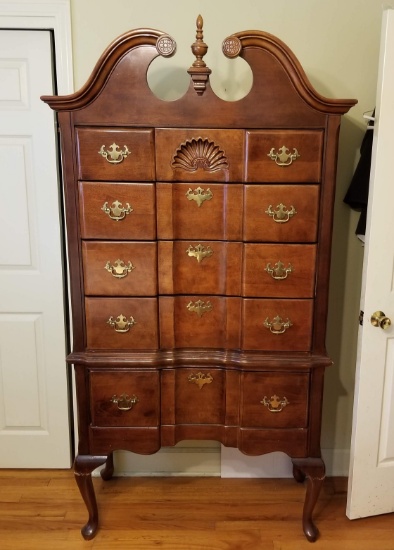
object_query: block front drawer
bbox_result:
[245,130,323,183]
[79,182,156,240]
[243,184,320,242]
[155,129,245,182]
[76,127,155,181]
[242,298,314,351]
[89,369,160,427]
[82,241,157,296]
[240,371,309,428]
[85,297,159,350]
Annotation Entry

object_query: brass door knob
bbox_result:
[371,311,392,330]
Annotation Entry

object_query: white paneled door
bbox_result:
[0,30,71,467]
[347,9,394,518]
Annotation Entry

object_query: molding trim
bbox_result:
[0,0,73,94]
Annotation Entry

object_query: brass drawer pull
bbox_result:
[185,186,213,207]
[263,315,292,334]
[265,203,297,223]
[186,299,213,318]
[265,261,293,280]
[101,200,133,221]
[188,372,213,389]
[261,395,289,413]
[105,259,135,279]
[110,393,139,411]
[98,143,130,164]
[267,146,300,166]
[107,314,136,333]
[186,244,213,263]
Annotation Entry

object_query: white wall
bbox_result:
[70,0,384,475]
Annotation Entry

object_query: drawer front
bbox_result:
[159,296,242,349]
[243,185,320,242]
[89,370,159,427]
[242,244,317,298]
[241,372,309,428]
[158,241,242,295]
[242,298,313,351]
[79,182,156,239]
[174,368,226,424]
[85,297,159,350]
[157,183,243,241]
[82,241,157,296]
[76,128,155,181]
[245,130,323,183]
[155,129,244,182]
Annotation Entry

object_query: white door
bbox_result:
[347,8,394,519]
[0,30,71,467]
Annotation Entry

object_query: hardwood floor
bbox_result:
[0,470,393,549]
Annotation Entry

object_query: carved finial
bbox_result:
[187,15,211,95]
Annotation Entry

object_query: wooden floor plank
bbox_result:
[0,470,393,550]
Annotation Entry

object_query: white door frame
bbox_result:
[0,0,73,96]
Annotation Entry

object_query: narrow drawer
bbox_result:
[242,244,317,298]
[159,296,242,349]
[89,370,160,427]
[82,241,157,296]
[85,297,159,350]
[76,127,155,181]
[155,129,244,182]
[157,182,243,241]
[240,371,309,428]
[174,368,226,425]
[79,182,156,240]
[243,185,320,242]
[158,240,242,295]
[245,130,323,182]
[242,298,313,351]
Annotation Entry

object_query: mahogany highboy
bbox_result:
[42,16,356,542]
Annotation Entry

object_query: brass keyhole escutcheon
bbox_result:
[371,311,392,330]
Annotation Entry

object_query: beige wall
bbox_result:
[70,0,384,457]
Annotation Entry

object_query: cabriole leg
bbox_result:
[100,452,115,481]
[291,457,325,543]
[74,454,108,540]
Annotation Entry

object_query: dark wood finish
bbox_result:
[243,184,320,243]
[82,241,158,296]
[41,15,356,542]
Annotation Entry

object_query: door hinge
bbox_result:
[359,310,364,326]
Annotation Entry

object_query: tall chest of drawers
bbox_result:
[42,16,356,542]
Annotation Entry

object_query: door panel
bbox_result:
[0,30,70,467]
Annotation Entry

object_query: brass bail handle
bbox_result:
[371,311,392,330]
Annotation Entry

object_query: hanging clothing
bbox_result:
[344,112,374,242]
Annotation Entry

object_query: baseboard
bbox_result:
[220,447,350,478]
[97,445,350,478]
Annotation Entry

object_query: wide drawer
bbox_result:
[242,298,313,351]
[79,182,156,240]
[155,129,244,182]
[159,296,242,349]
[76,127,155,181]
[243,185,320,242]
[156,182,243,240]
[242,244,317,298]
[82,241,157,296]
[240,371,309,428]
[158,240,242,295]
[89,369,160,427]
[85,297,159,350]
[245,130,323,183]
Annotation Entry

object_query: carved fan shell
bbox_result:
[171,138,229,173]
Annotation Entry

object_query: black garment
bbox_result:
[344,114,374,238]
